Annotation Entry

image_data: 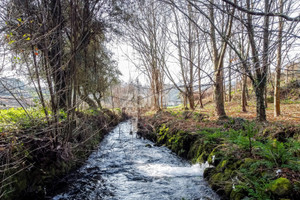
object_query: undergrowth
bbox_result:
[195,120,299,199]
[0,107,110,132]
[0,107,58,132]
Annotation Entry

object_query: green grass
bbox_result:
[0,107,67,132]
[197,121,299,172]
[201,121,299,199]
[281,99,300,104]
[166,104,184,109]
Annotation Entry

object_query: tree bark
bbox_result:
[49,0,66,110]
[255,85,267,121]
[260,0,270,120]
[228,51,232,102]
[223,69,226,102]
[187,2,195,110]
[78,87,97,109]
[274,0,283,117]
[215,72,226,117]
[198,66,203,108]
[209,0,234,119]
[242,73,247,112]
[245,0,269,121]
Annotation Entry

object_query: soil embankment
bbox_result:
[138,111,300,200]
[0,109,128,200]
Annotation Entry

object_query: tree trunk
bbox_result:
[198,67,203,108]
[228,50,232,102]
[188,2,195,110]
[215,72,227,118]
[183,91,188,110]
[209,0,232,119]
[255,85,266,121]
[241,74,247,112]
[265,84,268,108]
[246,83,249,104]
[78,87,97,109]
[155,69,161,110]
[160,81,164,109]
[187,90,195,110]
[274,0,283,117]
[228,68,232,102]
[196,28,204,108]
[93,93,102,109]
[223,71,226,102]
[260,0,270,120]
[111,86,114,110]
[49,0,66,110]
[245,0,269,121]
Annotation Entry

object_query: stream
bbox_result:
[52,120,219,200]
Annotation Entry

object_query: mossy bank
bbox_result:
[138,111,300,200]
[0,109,128,200]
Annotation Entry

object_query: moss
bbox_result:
[207,146,224,166]
[207,150,214,164]
[157,125,170,145]
[209,169,232,183]
[268,177,292,197]
[158,124,169,136]
[187,138,203,160]
[210,172,223,186]
[239,158,255,169]
[208,169,234,197]
[223,168,233,179]
[224,183,233,196]
[230,190,246,200]
[146,115,300,200]
[216,160,228,172]
[197,151,209,163]
[163,130,197,158]
[232,160,243,169]
[157,132,167,145]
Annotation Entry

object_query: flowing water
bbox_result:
[52,120,219,200]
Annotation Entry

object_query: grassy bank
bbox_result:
[0,108,128,200]
[138,111,300,200]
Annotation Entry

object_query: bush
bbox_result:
[266,96,274,103]
[257,139,298,168]
[0,107,51,131]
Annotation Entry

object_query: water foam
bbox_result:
[137,162,210,177]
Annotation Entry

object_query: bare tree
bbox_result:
[274,0,284,117]
[125,1,167,110]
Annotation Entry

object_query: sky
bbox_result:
[109,40,151,85]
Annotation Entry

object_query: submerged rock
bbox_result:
[145,144,152,148]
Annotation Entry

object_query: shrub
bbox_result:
[257,139,296,167]
[0,107,50,131]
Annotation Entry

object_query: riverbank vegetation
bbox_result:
[0,0,299,199]
[137,78,300,199]
[138,107,300,199]
[0,0,132,199]
[0,108,126,199]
